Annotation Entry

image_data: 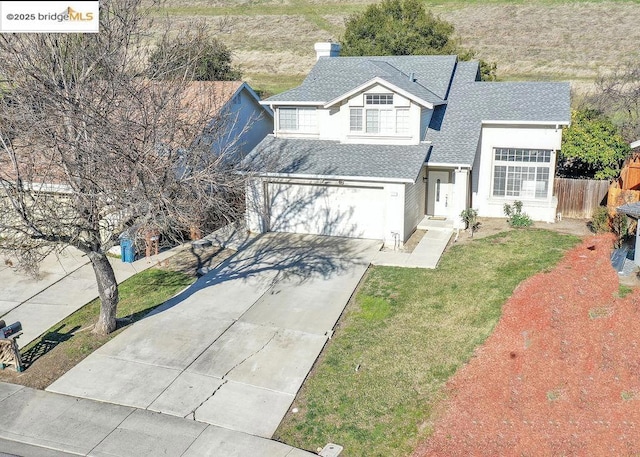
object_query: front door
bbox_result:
[428,171,451,217]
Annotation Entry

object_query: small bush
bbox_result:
[590,206,610,233]
[504,201,533,228]
[460,208,479,236]
[611,213,631,248]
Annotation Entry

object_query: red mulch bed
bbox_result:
[415,234,640,457]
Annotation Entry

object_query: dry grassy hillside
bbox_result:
[154,1,640,95]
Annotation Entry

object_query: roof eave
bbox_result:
[617,204,640,218]
[426,162,473,169]
[260,101,324,107]
[250,171,414,184]
[481,120,571,126]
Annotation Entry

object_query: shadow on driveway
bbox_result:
[150,231,379,317]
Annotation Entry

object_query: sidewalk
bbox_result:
[0,382,314,457]
[371,227,453,268]
[0,247,179,347]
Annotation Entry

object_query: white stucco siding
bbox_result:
[403,172,425,241]
[318,107,339,140]
[246,178,267,233]
[472,124,562,222]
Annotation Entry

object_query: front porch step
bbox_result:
[417,216,455,232]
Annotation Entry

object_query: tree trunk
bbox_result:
[89,251,119,335]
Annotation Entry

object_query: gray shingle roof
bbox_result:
[426,62,571,166]
[244,135,429,183]
[255,57,571,172]
[264,55,458,106]
[617,202,640,218]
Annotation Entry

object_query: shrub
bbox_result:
[460,208,479,236]
[504,201,533,228]
[589,206,610,233]
[611,213,631,248]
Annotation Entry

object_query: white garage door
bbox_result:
[267,182,385,240]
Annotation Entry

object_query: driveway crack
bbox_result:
[186,379,228,421]
[186,331,279,421]
[222,330,279,379]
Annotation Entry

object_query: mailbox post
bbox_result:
[0,321,23,372]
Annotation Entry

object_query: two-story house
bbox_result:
[244,43,570,247]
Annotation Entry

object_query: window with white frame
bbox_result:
[278,107,317,132]
[365,93,393,105]
[350,108,363,132]
[492,148,552,199]
[349,93,410,135]
[396,109,410,135]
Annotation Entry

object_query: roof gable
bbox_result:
[264,55,458,105]
[425,62,571,166]
[323,76,440,109]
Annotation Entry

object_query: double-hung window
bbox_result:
[279,107,317,132]
[492,148,552,199]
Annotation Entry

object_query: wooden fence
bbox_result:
[554,178,610,219]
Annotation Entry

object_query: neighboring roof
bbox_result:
[182,81,272,118]
[243,135,429,183]
[263,55,458,106]
[617,202,640,218]
[630,140,640,149]
[426,61,571,166]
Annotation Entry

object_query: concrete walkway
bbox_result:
[46,234,380,444]
[0,247,177,346]
[0,382,314,456]
[371,225,453,268]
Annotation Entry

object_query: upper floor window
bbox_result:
[492,148,552,199]
[350,107,410,135]
[279,107,317,132]
[365,94,393,105]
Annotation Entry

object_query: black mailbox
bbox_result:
[0,322,22,339]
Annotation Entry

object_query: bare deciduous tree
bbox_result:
[0,0,248,335]
[591,62,640,143]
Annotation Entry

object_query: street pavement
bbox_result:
[0,382,315,456]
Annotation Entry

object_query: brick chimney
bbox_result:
[314,42,341,61]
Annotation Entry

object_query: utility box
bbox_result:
[120,238,135,263]
[319,443,343,457]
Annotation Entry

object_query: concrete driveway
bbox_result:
[48,233,381,439]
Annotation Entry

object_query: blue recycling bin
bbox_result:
[120,238,135,263]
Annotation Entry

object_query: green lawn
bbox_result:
[275,229,580,456]
[44,268,195,359]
